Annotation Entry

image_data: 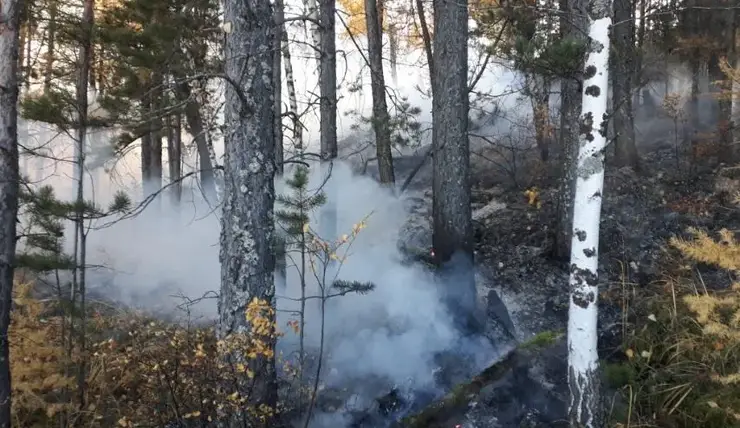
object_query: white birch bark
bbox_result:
[305,0,321,68]
[567,0,612,425]
[281,22,305,153]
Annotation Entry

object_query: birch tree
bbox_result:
[0,0,21,424]
[432,0,476,331]
[219,0,278,423]
[567,0,612,424]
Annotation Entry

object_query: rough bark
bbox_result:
[365,0,395,185]
[172,75,217,199]
[274,0,284,177]
[567,0,611,425]
[319,0,338,240]
[0,1,21,425]
[415,0,434,84]
[432,0,475,331]
[220,0,278,424]
[553,0,587,261]
[611,0,639,169]
[44,0,57,94]
[274,0,287,291]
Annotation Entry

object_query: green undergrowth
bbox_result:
[608,228,740,428]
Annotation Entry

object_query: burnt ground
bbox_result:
[368,133,740,427]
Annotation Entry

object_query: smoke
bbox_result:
[68,159,500,426]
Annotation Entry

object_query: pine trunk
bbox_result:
[44,0,57,94]
[365,0,395,185]
[415,0,434,85]
[553,0,587,261]
[611,0,639,169]
[167,112,183,205]
[172,76,217,200]
[274,0,287,291]
[432,0,475,331]
[220,0,278,424]
[319,0,338,241]
[0,1,21,425]
[567,0,611,425]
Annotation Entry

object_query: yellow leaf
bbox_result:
[302,223,310,233]
[625,348,634,359]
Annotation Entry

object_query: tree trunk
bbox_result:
[567,0,612,425]
[274,2,284,177]
[0,1,21,425]
[611,0,639,170]
[432,0,475,332]
[319,0,338,241]
[415,0,434,84]
[365,0,395,185]
[220,0,278,425]
[305,0,322,65]
[44,0,58,94]
[388,23,399,85]
[149,74,164,199]
[172,75,217,199]
[733,57,740,153]
[281,24,304,153]
[274,0,287,291]
[719,4,736,154]
[526,73,552,162]
[553,0,587,261]
[73,0,95,408]
[167,112,183,205]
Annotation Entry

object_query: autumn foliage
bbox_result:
[609,227,740,427]
[10,286,283,427]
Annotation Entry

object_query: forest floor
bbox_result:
[389,135,740,427]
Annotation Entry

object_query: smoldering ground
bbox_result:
[67,161,502,427]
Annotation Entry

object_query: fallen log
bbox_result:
[397,331,563,428]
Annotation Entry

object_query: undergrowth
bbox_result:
[609,228,740,428]
[10,284,290,427]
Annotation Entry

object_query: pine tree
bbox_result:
[275,164,326,393]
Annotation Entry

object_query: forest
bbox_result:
[0,0,740,426]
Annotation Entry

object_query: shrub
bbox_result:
[10,287,284,427]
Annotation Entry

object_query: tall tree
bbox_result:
[567,0,612,424]
[0,0,22,425]
[611,0,639,169]
[432,0,476,331]
[219,0,278,424]
[365,0,395,185]
[553,0,587,261]
[319,0,338,239]
[73,0,95,407]
[44,0,58,94]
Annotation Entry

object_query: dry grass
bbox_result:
[608,228,740,428]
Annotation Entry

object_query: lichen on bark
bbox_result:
[219,0,279,424]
